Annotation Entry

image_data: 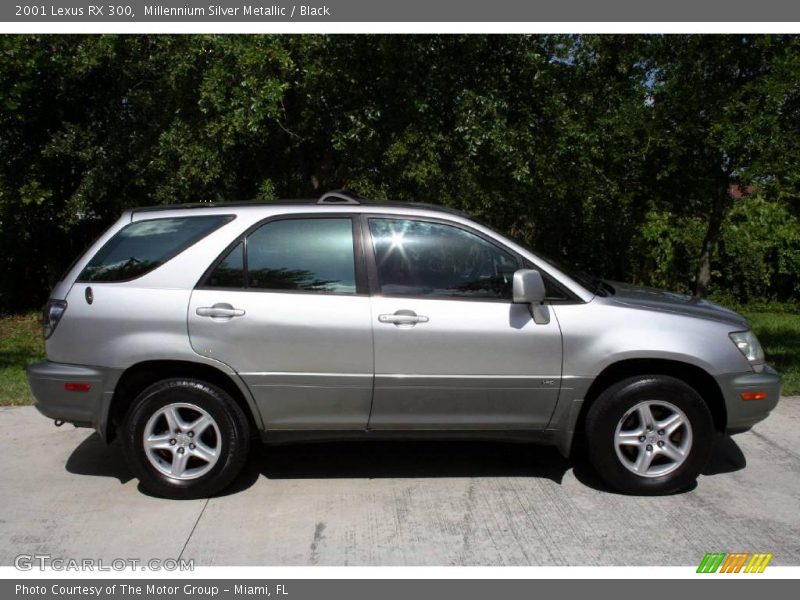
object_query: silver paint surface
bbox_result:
[29,202,781,447]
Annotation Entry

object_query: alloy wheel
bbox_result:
[613,400,693,478]
[142,402,221,480]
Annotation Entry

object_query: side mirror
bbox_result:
[512,269,550,324]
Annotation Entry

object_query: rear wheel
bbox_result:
[121,378,250,499]
[585,375,713,495]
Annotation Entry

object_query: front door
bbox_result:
[188,215,373,429]
[365,217,563,429]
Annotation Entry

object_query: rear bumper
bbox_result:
[718,364,782,433]
[26,361,117,438]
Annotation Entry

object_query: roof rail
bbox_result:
[317,190,361,205]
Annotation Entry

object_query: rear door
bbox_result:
[188,215,374,430]
[365,216,563,430]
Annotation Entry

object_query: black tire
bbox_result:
[584,375,713,495]
[121,378,250,499]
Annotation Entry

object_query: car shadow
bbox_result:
[215,439,574,498]
[65,433,134,484]
[64,430,748,498]
[262,439,570,479]
[702,433,747,475]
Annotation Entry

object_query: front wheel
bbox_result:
[584,375,714,495]
[121,378,250,499]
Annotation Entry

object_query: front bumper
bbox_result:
[718,364,782,433]
[26,361,116,438]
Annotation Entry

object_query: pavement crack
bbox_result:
[178,498,209,561]
[750,429,800,461]
[309,521,326,565]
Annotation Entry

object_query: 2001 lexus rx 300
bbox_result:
[28,191,781,498]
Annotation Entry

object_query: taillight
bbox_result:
[64,383,91,392]
[42,299,67,339]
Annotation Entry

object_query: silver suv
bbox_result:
[28,191,781,498]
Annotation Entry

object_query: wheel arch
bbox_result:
[105,359,261,443]
[575,358,726,441]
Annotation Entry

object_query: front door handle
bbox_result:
[196,303,246,319]
[378,310,429,327]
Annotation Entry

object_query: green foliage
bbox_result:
[0,34,799,311]
[636,196,800,300]
[644,36,800,296]
[0,313,44,405]
[637,210,705,293]
[719,196,800,303]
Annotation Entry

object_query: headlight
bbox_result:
[729,330,765,367]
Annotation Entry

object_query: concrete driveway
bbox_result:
[1,398,798,566]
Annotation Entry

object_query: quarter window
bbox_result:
[369,218,518,299]
[206,242,245,288]
[79,215,232,283]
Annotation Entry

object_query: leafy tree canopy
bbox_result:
[0,34,798,312]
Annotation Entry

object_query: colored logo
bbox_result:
[697,552,773,573]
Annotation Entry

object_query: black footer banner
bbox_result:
[4,579,797,600]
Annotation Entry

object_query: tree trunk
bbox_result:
[693,182,730,300]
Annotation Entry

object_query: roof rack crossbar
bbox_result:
[317,190,361,205]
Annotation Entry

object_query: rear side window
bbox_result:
[78,215,232,283]
[204,217,357,294]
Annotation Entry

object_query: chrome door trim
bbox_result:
[374,374,560,390]
[239,371,373,377]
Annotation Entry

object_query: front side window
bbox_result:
[79,215,232,282]
[369,218,518,299]
[205,218,357,294]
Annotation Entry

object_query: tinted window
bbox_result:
[79,215,232,282]
[369,218,518,299]
[244,218,356,293]
[206,242,245,288]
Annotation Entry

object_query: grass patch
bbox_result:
[0,312,44,406]
[0,307,797,407]
[742,311,800,396]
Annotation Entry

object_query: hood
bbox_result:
[604,281,749,329]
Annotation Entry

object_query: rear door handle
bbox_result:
[196,303,246,319]
[378,310,429,327]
